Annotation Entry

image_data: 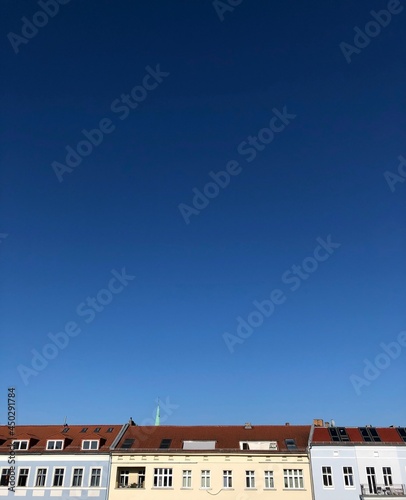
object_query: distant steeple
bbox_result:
[155,399,160,426]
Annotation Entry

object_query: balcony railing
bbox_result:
[361,484,406,496]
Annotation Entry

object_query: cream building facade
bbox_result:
[108,423,313,500]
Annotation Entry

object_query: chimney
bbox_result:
[313,419,324,427]
[244,422,252,429]
[285,422,290,426]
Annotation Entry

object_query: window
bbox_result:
[366,467,377,494]
[36,468,47,487]
[201,470,211,488]
[80,427,88,433]
[90,468,101,487]
[94,427,101,432]
[53,468,64,487]
[82,440,99,450]
[160,438,172,449]
[121,439,134,449]
[329,427,350,441]
[285,439,297,450]
[223,470,232,488]
[107,427,114,433]
[153,468,172,488]
[119,470,129,488]
[17,468,29,487]
[72,468,83,487]
[397,427,406,442]
[239,440,278,450]
[246,471,255,488]
[12,440,29,450]
[284,469,304,489]
[383,467,393,486]
[322,466,333,487]
[46,440,63,450]
[359,427,381,442]
[264,471,274,489]
[182,470,192,488]
[0,469,10,486]
[343,466,354,487]
[62,427,70,433]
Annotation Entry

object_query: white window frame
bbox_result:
[119,470,129,488]
[343,466,354,487]
[182,470,192,488]
[201,470,211,489]
[35,467,48,487]
[383,467,393,486]
[71,468,83,487]
[12,440,29,450]
[153,468,172,488]
[46,440,64,450]
[284,469,304,489]
[52,467,65,487]
[82,440,99,450]
[17,468,29,487]
[245,470,255,489]
[0,468,10,487]
[90,468,102,487]
[223,470,233,489]
[264,470,274,489]
[322,466,333,487]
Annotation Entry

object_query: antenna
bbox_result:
[155,398,160,426]
[331,419,336,427]
[63,416,68,427]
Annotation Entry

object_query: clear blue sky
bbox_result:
[1,1,405,427]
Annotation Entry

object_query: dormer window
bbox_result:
[46,440,64,450]
[82,440,99,450]
[12,440,29,450]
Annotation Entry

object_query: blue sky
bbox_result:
[1,0,405,428]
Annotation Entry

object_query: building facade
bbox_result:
[309,421,406,500]
[108,423,313,500]
[0,424,125,499]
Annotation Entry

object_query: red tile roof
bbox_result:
[0,425,122,453]
[114,425,311,452]
[312,427,406,445]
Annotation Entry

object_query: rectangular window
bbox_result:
[223,470,232,488]
[12,440,29,450]
[119,470,129,488]
[36,468,47,487]
[72,468,83,487]
[383,467,393,486]
[284,469,304,489]
[343,466,354,487]
[0,469,10,487]
[46,440,63,450]
[153,468,172,488]
[245,471,255,488]
[322,466,333,487]
[360,427,381,442]
[121,439,134,449]
[160,439,172,449]
[285,439,297,450]
[53,468,64,487]
[90,468,101,487]
[182,470,192,488]
[17,468,29,487]
[82,440,99,450]
[201,470,211,489]
[264,471,274,489]
[366,467,377,494]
